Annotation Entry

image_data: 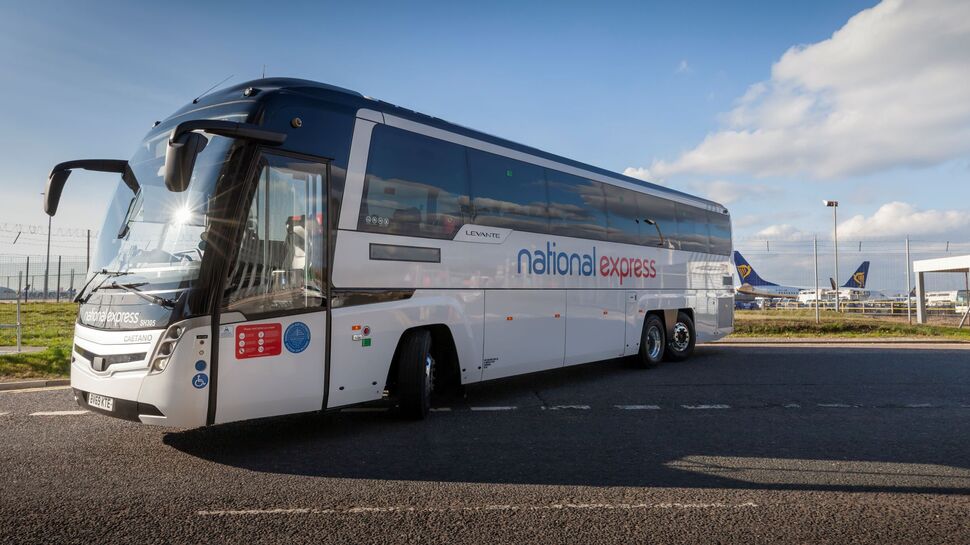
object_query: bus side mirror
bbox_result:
[43,159,132,216]
[164,132,208,192]
[44,169,72,216]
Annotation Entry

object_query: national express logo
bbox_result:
[737,264,752,280]
[517,242,656,285]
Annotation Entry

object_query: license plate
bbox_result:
[88,393,114,412]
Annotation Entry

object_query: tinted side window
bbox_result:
[467,149,549,233]
[603,184,641,245]
[358,126,470,239]
[707,210,732,255]
[637,193,678,248]
[546,170,608,240]
[675,204,711,253]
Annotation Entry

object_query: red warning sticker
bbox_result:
[235,323,282,359]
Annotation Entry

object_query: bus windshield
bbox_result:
[86,130,235,299]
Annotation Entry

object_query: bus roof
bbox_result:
[193,77,725,211]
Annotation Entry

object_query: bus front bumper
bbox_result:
[70,323,210,428]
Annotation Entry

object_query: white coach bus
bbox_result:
[44,78,733,427]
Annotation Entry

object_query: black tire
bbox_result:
[664,311,696,362]
[637,314,666,368]
[396,329,434,419]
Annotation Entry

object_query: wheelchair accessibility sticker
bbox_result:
[192,373,209,389]
[284,322,311,354]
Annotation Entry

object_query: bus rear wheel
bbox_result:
[665,311,695,362]
[637,314,665,368]
[396,329,434,420]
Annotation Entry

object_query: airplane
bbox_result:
[829,261,869,291]
[733,251,873,301]
[732,251,803,299]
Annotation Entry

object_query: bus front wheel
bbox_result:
[665,311,695,362]
[396,329,434,419]
[638,315,666,368]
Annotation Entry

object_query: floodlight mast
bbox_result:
[823,200,840,312]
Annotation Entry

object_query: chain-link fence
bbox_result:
[1,255,85,352]
[733,238,970,326]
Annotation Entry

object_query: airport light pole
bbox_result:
[823,200,840,312]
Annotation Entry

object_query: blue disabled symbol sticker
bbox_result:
[284,322,311,354]
[192,373,209,389]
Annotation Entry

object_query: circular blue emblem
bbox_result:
[195,360,207,372]
[191,373,208,389]
[284,322,311,354]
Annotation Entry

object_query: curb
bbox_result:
[0,379,70,392]
[708,338,970,345]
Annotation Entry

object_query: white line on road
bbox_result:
[543,405,591,410]
[614,405,661,410]
[817,403,856,408]
[904,403,934,408]
[784,404,801,408]
[469,406,517,411]
[682,404,731,410]
[429,407,452,412]
[198,501,759,517]
[29,410,88,416]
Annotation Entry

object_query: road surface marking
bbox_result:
[429,407,452,412]
[682,404,730,410]
[469,406,517,411]
[904,403,933,408]
[784,404,801,408]
[817,403,856,408]
[615,405,661,410]
[197,501,759,517]
[543,405,590,410]
[29,410,88,416]
[341,407,387,413]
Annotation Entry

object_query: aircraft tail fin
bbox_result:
[829,277,837,290]
[732,251,777,286]
[843,261,870,288]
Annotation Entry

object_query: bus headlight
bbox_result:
[149,324,184,374]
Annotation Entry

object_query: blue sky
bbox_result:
[1,0,969,263]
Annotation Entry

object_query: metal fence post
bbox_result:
[814,235,820,324]
[905,236,912,324]
[24,256,29,303]
[16,271,22,352]
[56,255,62,303]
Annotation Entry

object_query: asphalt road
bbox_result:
[1,343,969,544]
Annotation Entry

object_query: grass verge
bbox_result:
[732,310,970,339]
[0,342,72,380]
[0,302,78,347]
[0,302,77,380]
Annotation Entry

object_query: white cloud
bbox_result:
[676,60,691,74]
[622,167,655,182]
[754,224,813,241]
[684,179,778,205]
[838,202,970,238]
[644,0,970,179]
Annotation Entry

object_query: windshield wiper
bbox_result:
[75,269,134,303]
[109,281,177,309]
